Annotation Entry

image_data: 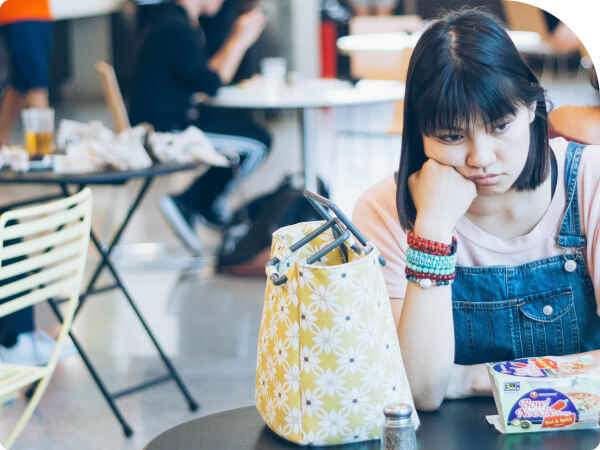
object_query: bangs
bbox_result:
[416,66,524,136]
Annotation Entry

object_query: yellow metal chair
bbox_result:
[0,188,92,449]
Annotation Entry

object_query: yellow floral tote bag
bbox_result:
[255,209,418,446]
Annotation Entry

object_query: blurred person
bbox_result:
[549,66,600,145]
[0,1,73,368]
[200,0,261,81]
[0,0,53,144]
[130,0,270,253]
[543,11,582,54]
[347,0,398,16]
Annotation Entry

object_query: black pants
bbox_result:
[176,110,272,213]
[0,220,34,347]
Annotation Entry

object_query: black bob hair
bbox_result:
[396,8,550,230]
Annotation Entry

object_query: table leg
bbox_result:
[299,108,319,193]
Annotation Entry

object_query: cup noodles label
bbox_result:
[487,356,600,434]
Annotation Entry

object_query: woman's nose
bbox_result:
[466,134,497,168]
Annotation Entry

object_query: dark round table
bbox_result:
[145,398,600,450]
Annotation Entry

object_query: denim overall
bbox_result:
[452,142,600,365]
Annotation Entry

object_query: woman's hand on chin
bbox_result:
[409,159,476,242]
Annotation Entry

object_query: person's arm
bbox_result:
[167,24,223,96]
[391,296,491,399]
[397,159,477,411]
[208,8,265,85]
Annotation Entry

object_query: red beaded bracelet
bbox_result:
[405,268,456,281]
[407,230,457,256]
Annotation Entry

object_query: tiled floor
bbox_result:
[0,73,597,449]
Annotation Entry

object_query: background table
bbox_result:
[337,30,551,55]
[207,79,405,192]
[0,162,207,437]
[145,398,600,450]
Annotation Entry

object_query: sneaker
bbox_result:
[0,330,77,366]
[195,204,232,230]
[159,195,204,254]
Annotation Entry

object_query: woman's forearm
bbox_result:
[208,34,248,85]
[397,280,455,411]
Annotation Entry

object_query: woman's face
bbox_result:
[421,103,536,196]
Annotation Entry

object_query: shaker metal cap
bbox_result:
[383,403,413,419]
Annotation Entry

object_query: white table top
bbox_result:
[51,0,124,20]
[337,30,552,55]
[208,78,405,109]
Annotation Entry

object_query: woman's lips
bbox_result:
[469,174,502,185]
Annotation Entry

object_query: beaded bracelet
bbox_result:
[407,230,457,256]
[405,230,457,289]
[406,247,456,270]
[406,276,452,288]
[405,268,456,281]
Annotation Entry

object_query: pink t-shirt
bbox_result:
[352,138,600,317]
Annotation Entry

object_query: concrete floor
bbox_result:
[0,73,597,449]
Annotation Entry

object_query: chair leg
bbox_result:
[3,372,52,449]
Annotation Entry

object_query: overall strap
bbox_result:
[557,141,587,249]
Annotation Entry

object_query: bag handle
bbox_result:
[266,190,386,285]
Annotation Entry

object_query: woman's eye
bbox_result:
[493,120,511,132]
[438,134,464,143]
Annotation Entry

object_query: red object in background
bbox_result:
[320,20,338,78]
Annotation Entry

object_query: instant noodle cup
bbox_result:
[486,355,600,434]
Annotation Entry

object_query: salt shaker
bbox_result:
[380,403,417,450]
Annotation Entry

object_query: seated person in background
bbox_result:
[201,0,261,83]
[0,0,53,144]
[346,0,397,16]
[130,0,270,253]
[543,11,582,54]
[549,66,600,145]
[353,9,600,411]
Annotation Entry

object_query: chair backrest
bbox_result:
[0,188,91,449]
[96,61,131,133]
[0,189,92,320]
[502,1,550,41]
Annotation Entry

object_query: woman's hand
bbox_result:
[409,159,477,242]
[232,8,266,49]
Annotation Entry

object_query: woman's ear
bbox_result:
[528,102,537,124]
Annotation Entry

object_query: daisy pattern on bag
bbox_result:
[299,302,318,333]
[288,278,300,307]
[297,266,315,289]
[312,326,343,355]
[314,367,346,397]
[283,364,301,393]
[301,387,325,417]
[273,380,289,409]
[358,319,380,348]
[255,222,418,445]
[327,266,356,290]
[283,407,303,435]
[285,320,300,350]
[332,302,363,334]
[300,345,321,374]
[308,282,339,312]
[339,386,372,416]
[317,409,350,439]
[335,345,367,375]
[256,368,268,398]
[273,337,289,367]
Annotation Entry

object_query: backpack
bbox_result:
[217,175,329,276]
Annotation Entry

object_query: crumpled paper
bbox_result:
[54,120,152,173]
[0,146,29,172]
[148,126,229,167]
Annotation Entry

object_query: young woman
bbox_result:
[353,9,600,411]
